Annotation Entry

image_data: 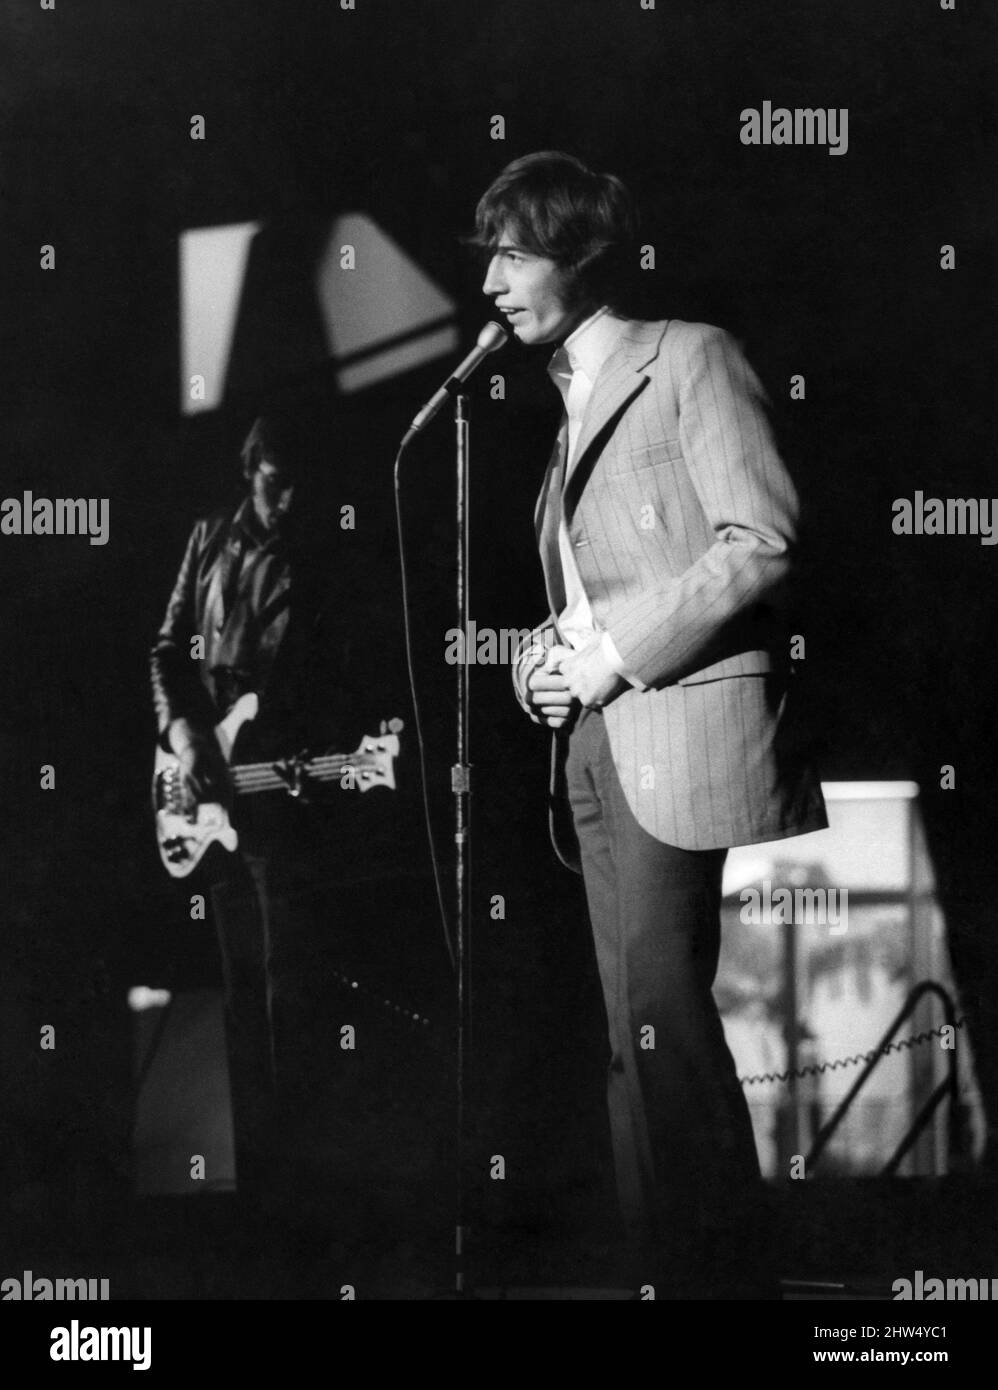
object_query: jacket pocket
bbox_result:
[604,438,684,475]
[675,650,775,685]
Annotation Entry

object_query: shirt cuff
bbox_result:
[601,631,649,691]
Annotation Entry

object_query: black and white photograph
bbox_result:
[2,0,995,1363]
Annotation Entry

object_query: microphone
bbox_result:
[402,322,508,442]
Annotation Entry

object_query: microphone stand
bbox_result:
[452,393,473,1297]
[396,392,477,1297]
[395,325,506,1297]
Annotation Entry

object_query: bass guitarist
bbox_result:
[149,413,399,1217]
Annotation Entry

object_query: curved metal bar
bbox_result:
[805,980,959,1173]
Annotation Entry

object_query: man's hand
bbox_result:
[525,646,579,729]
[167,718,231,803]
[551,636,625,709]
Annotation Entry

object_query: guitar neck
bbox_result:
[230,752,375,796]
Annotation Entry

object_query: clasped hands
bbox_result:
[525,638,625,729]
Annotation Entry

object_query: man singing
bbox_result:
[474,152,827,1296]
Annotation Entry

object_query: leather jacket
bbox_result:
[150,497,364,760]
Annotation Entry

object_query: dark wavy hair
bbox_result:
[470,151,637,310]
[239,414,300,481]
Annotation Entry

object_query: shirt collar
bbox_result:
[233,495,285,551]
[547,306,625,385]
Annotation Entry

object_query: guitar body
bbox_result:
[152,694,258,878]
[152,693,400,878]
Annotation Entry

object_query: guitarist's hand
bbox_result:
[167,719,230,803]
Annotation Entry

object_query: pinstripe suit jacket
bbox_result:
[514,317,827,857]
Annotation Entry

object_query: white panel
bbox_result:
[823,780,919,801]
[338,324,459,394]
[179,221,260,416]
[316,212,456,376]
[722,782,918,896]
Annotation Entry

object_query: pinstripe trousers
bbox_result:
[565,705,762,1266]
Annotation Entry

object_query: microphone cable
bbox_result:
[394,437,456,972]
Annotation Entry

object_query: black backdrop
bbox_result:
[2,0,996,1296]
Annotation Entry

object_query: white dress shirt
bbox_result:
[547,307,647,689]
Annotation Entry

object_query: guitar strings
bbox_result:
[230,755,381,791]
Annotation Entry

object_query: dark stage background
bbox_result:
[1,0,995,1299]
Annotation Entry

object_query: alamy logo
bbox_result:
[0,492,110,545]
[50,1320,151,1372]
[1,1271,109,1300]
[740,880,848,934]
[740,102,849,156]
[444,622,533,666]
[892,492,998,546]
[894,1270,998,1300]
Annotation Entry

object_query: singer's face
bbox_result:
[482,230,589,345]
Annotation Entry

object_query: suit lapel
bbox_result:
[531,319,669,616]
[563,320,668,520]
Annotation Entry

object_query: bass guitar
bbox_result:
[152,692,401,877]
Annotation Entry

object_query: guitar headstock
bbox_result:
[348,724,401,792]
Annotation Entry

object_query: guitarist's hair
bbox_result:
[240,414,301,481]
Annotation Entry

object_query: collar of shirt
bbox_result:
[232,495,287,552]
[547,305,625,400]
